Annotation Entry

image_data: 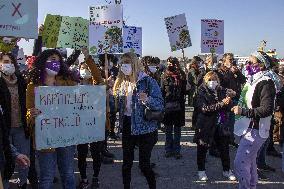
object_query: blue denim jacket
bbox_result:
[117,75,164,135]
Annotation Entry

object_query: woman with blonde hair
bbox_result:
[114,52,164,189]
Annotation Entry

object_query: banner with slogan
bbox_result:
[42,14,89,49]
[123,26,142,56]
[0,0,38,39]
[35,86,106,150]
[201,19,224,54]
[89,4,123,55]
[164,13,192,52]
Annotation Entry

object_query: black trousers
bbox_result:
[197,135,230,171]
[77,141,104,179]
[122,116,157,189]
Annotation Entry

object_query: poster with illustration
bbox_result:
[123,26,142,56]
[89,4,123,55]
[0,0,38,38]
[201,19,224,54]
[164,13,192,52]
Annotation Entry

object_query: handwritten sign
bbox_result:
[164,13,192,52]
[35,86,106,150]
[123,26,142,56]
[89,4,123,55]
[0,0,38,39]
[42,15,88,49]
[201,19,224,54]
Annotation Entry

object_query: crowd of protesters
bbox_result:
[0,26,284,189]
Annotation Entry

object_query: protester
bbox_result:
[193,71,236,181]
[0,52,30,189]
[232,51,276,189]
[113,52,163,189]
[160,57,186,159]
[26,49,79,189]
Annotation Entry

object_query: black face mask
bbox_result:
[168,66,175,72]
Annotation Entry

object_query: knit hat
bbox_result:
[251,51,271,68]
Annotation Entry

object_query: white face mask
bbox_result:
[207,81,218,90]
[45,68,59,76]
[0,63,15,76]
[121,64,132,76]
[148,66,157,73]
[80,69,92,79]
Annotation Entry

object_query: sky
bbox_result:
[19,0,284,59]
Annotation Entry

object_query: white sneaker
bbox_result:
[198,171,208,181]
[223,170,236,181]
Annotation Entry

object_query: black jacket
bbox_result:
[193,84,230,146]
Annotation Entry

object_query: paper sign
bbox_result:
[89,4,123,55]
[0,0,38,39]
[201,19,224,54]
[123,26,142,56]
[164,13,192,52]
[17,47,26,65]
[35,86,106,150]
[42,14,62,48]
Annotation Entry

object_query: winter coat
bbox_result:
[116,75,164,135]
[193,84,230,146]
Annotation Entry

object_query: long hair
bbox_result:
[113,52,142,96]
[0,52,20,75]
[28,49,76,85]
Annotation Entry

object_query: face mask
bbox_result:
[45,60,61,76]
[246,64,260,76]
[80,69,92,79]
[0,63,15,76]
[148,66,157,73]
[207,81,218,90]
[121,64,132,76]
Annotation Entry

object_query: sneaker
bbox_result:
[91,177,99,188]
[79,180,90,189]
[223,170,236,181]
[257,170,269,181]
[198,171,208,181]
[258,164,276,172]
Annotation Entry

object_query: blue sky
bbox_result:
[19,0,284,59]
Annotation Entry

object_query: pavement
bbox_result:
[10,106,284,188]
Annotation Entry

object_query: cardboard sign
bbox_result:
[89,4,123,55]
[123,26,142,56]
[164,13,192,52]
[0,0,38,39]
[35,86,106,150]
[201,19,224,54]
[42,14,88,49]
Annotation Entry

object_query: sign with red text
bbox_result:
[123,26,142,56]
[0,0,38,38]
[89,4,123,55]
[35,86,106,150]
[165,13,192,52]
[201,19,224,54]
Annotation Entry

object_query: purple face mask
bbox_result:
[45,60,61,73]
[246,64,260,76]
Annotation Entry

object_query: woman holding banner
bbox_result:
[114,52,164,189]
[26,49,81,189]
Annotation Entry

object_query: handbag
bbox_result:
[143,77,165,122]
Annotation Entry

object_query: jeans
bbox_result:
[38,146,75,189]
[77,141,104,179]
[257,137,270,167]
[122,116,157,189]
[10,127,30,186]
[165,124,181,154]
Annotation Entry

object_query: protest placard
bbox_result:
[0,0,38,39]
[201,19,224,54]
[164,13,192,52]
[89,4,123,55]
[35,86,106,150]
[123,26,142,56]
[42,14,62,48]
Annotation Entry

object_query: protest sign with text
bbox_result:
[35,86,106,150]
[0,0,38,39]
[123,26,142,56]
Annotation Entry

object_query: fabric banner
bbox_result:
[201,19,224,54]
[35,86,106,150]
[0,0,38,39]
[89,4,123,55]
[164,13,192,52]
[123,26,142,56]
